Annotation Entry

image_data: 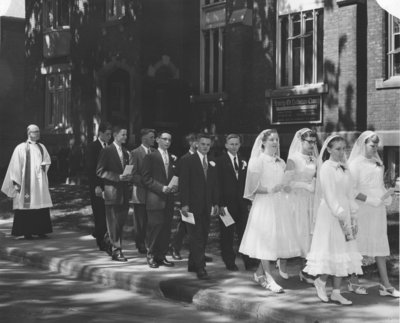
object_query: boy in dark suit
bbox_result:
[96,125,132,262]
[217,134,253,271]
[86,122,112,252]
[180,133,219,279]
[130,128,156,254]
[142,131,178,268]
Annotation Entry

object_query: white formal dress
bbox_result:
[304,160,363,277]
[349,156,390,257]
[287,152,317,257]
[239,154,301,260]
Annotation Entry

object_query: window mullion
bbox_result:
[300,12,305,85]
[209,30,214,93]
[313,10,317,83]
[288,15,293,86]
[218,27,223,92]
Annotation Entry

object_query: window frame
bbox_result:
[387,14,400,78]
[105,0,126,22]
[200,0,226,95]
[45,72,72,129]
[276,8,323,88]
[43,0,70,31]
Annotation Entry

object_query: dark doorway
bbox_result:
[106,68,130,126]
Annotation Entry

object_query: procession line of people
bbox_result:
[1,124,398,305]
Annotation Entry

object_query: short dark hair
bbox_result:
[185,133,197,144]
[140,128,156,137]
[365,134,380,144]
[157,130,172,138]
[113,124,127,135]
[98,122,112,133]
[261,129,278,142]
[300,129,317,141]
[196,133,211,141]
[225,133,241,143]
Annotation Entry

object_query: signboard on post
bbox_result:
[271,95,322,125]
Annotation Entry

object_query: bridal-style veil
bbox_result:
[287,128,319,160]
[243,129,279,200]
[348,130,383,165]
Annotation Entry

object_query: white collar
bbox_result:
[113,141,122,150]
[197,151,207,161]
[98,138,107,147]
[141,144,150,153]
[158,147,168,155]
[227,151,238,161]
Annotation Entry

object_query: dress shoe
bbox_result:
[330,290,352,305]
[170,247,182,260]
[112,251,127,262]
[197,268,210,280]
[205,255,213,263]
[157,258,175,267]
[38,234,49,239]
[226,264,239,271]
[24,234,33,240]
[147,257,159,268]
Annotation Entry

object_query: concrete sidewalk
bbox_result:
[0,219,398,323]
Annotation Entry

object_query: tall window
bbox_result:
[277,9,323,87]
[106,0,126,21]
[388,14,400,78]
[200,1,226,94]
[43,0,70,30]
[45,72,71,128]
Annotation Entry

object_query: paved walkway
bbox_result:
[0,218,398,323]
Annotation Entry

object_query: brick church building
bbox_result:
[0,0,399,183]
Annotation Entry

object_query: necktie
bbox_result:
[233,156,239,171]
[103,142,106,148]
[202,155,208,179]
[163,151,169,176]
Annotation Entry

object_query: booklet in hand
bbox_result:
[168,175,179,189]
[219,207,235,227]
[122,165,133,176]
[180,210,195,225]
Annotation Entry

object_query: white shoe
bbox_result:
[379,284,400,298]
[348,281,368,295]
[299,271,314,284]
[276,259,289,280]
[254,273,284,293]
[314,278,328,302]
[331,291,352,305]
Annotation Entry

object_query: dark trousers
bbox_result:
[133,203,147,248]
[187,211,210,270]
[220,204,250,267]
[89,190,108,246]
[146,204,174,260]
[105,204,129,252]
[170,219,186,251]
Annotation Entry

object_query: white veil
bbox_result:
[348,131,383,165]
[287,128,319,160]
[243,129,279,200]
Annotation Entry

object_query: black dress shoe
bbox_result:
[24,234,33,240]
[157,258,174,267]
[205,255,213,262]
[147,257,159,268]
[112,251,127,262]
[170,247,182,260]
[226,264,239,271]
[197,268,210,280]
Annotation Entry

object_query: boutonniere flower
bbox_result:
[209,161,216,167]
[171,154,177,162]
[242,160,247,170]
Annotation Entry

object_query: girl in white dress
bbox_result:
[239,129,301,293]
[277,128,318,283]
[347,131,399,298]
[304,135,363,305]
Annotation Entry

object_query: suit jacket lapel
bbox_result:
[225,153,238,180]
[195,153,207,181]
[155,150,167,179]
[111,144,123,173]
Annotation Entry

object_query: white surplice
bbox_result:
[1,141,53,210]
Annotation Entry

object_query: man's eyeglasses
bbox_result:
[160,137,171,142]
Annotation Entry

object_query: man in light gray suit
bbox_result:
[130,128,156,254]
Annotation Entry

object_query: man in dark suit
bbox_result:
[130,128,156,254]
[96,125,132,262]
[217,134,253,271]
[85,121,112,252]
[169,133,197,260]
[142,131,178,268]
[180,133,219,279]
